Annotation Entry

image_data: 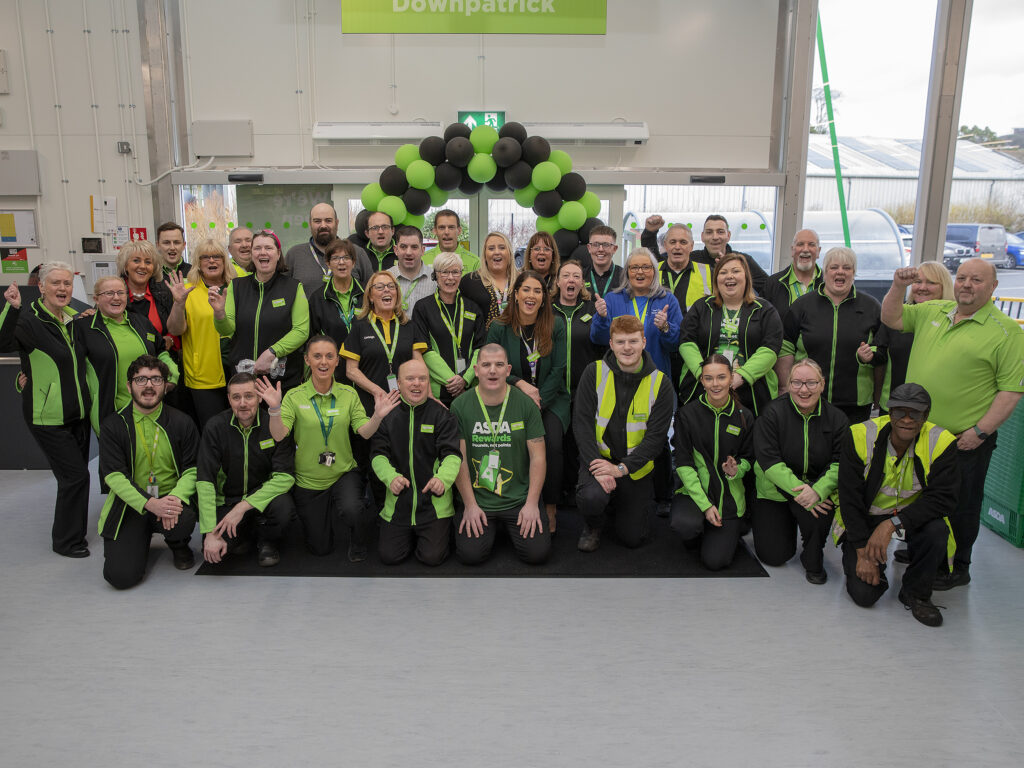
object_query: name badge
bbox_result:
[271,298,286,308]
[580,313,593,322]
[726,424,741,435]
[387,374,399,392]
[527,352,540,363]
[633,412,648,420]
[259,438,275,449]
[421,424,435,433]
[510,421,525,431]
[299,404,311,410]
[146,332,156,342]
[456,357,466,373]
[325,409,340,416]
[463,311,477,321]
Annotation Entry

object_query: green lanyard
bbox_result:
[401,275,426,312]
[475,384,511,429]
[435,293,465,358]
[334,283,356,329]
[663,267,684,295]
[370,316,401,370]
[591,269,615,298]
[310,392,336,447]
[632,295,650,325]
[141,416,162,485]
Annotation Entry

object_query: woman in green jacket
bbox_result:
[486,269,568,533]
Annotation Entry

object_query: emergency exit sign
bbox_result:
[458,111,505,130]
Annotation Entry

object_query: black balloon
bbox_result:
[444,122,472,142]
[492,137,523,168]
[486,167,508,192]
[557,172,586,202]
[504,160,533,190]
[419,136,446,166]
[434,162,461,191]
[533,190,563,218]
[553,228,580,258]
[498,121,528,144]
[522,135,551,166]
[402,187,431,216]
[570,243,593,271]
[445,137,474,167]
[458,174,484,195]
[578,217,604,244]
[380,164,409,196]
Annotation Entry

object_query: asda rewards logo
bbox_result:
[341,0,606,34]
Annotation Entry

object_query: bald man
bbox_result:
[370,358,463,566]
[284,202,374,296]
[765,228,823,319]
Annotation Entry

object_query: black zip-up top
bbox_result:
[678,296,783,416]
[0,298,89,426]
[763,264,823,320]
[552,298,604,395]
[125,277,173,336]
[583,264,623,299]
[307,277,365,383]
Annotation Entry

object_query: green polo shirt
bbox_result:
[103,314,149,411]
[903,300,1024,434]
[780,265,819,304]
[423,244,480,274]
[132,404,179,494]
[281,379,369,490]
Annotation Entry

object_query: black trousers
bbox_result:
[29,420,91,554]
[576,467,652,548]
[378,515,452,566]
[842,516,948,605]
[950,434,997,571]
[560,412,581,503]
[103,503,196,589]
[541,409,563,506]
[670,494,745,571]
[454,504,552,565]
[652,444,675,503]
[189,386,227,430]
[292,471,368,556]
[752,496,835,574]
[212,494,293,547]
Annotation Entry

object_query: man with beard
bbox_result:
[156,222,191,280]
[97,355,199,589]
[285,203,374,295]
[227,226,254,273]
[764,229,823,319]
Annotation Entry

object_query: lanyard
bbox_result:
[475,384,511,428]
[522,331,539,380]
[141,416,162,480]
[591,269,615,297]
[310,244,329,277]
[435,293,465,356]
[334,283,356,328]
[310,393,336,447]
[663,267,685,294]
[632,295,650,325]
[370,315,401,370]
[402,275,426,311]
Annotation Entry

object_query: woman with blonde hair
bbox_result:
[459,231,519,328]
[118,239,174,351]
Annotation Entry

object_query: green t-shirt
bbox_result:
[104,314,149,411]
[281,379,369,490]
[903,300,1024,434]
[133,404,178,495]
[450,386,544,512]
[423,245,480,274]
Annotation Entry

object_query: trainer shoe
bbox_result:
[257,541,280,568]
[577,526,602,553]
[932,569,971,591]
[170,545,195,571]
[898,589,943,627]
[805,569,828,585]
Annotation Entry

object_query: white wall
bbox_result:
[0,0,153,270]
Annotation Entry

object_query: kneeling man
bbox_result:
[98,355,198,589]
[371,359,462,565]
[451,344,550,565]
[197,373,296,568]
[574,315,674,551]
[837,383,959,626]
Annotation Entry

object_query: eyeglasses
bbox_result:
[368,224,393,232]
[371,283,397,293]
[131,375,165,386]
[531,246,553,253]
[589,242,615,250]
[329,254,353,262]
[890,407,926,422]
[438,270,462,277]
[628,264,654,273]
[198,254,221,261]
[96,290,127,299]
[790,380,821,391]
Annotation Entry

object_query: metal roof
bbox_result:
[806,135,1024,180]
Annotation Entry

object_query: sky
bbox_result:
[817,0,1024,139]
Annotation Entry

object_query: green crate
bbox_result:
[984,406,1024,507]
[980,494,1024,548]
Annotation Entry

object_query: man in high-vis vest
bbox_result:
[573,315,675,552]
[837,383,960,627]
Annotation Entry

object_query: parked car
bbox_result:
[1007,233,1024,269]
[945,223,1011,269]
[902,234,971,271]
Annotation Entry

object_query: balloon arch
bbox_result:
[359,121,605,260]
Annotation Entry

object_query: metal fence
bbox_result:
[994,297,1024,325]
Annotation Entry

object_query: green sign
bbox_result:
[458,111,505,130]
[341,0,606,35]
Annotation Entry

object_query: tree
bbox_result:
[959,124,998,144]
[810,86,841,135]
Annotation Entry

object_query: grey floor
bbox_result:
[2,464,1023,768]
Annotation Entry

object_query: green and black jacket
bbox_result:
[672,394,754,519]
[552,298,604,396]
[72,310,180,434]
[763,264,823,320]
[370,397,462,525]
[413,290,487,403]
[307,277,365,384]
[97,403,198,540]
[195,408,295,534]
[0,299,89,426]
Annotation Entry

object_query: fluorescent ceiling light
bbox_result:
[313,121,443,143]
[520,121,649,146]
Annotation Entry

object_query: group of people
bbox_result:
[2,205,1022,628]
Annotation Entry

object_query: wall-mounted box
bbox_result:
[0,151,42,196]
[191,120,254,158]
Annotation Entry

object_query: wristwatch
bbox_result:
[617,463,628,477]
[890,514,905,535]
[973,425,990,440]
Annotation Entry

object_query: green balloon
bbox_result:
[536,215,560,234]
[532,161,561,192]
[580,190,601,218]
[469,125,500,154]
[549,149,573,175]
[361,183,386,211]
[405,213,425,230]
[394,143,420,170]
[557,201,587,231]
[406,159,435,190]
[467,153,497,183]
[426,184,448,207]
[378,195,408,226]
[514,184,539,208]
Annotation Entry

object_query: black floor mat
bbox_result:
[195,506,769,578]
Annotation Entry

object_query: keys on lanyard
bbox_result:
[522,334,540,381]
